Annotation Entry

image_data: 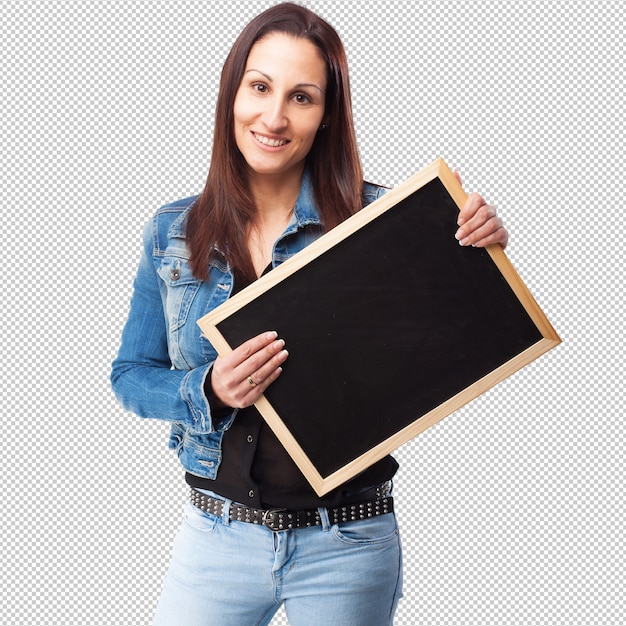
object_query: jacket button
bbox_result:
[247,435,253,443]
[248,490,255,498]
[170,268,181,281]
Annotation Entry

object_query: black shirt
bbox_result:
[186,403,398,509]
[186,266,399,509]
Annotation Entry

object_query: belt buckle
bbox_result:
[261,508,290,532]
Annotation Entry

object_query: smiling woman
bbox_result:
[184,4,366,285]
[232,34,328,274]
[234,34,328,186]
[110,3,509,625]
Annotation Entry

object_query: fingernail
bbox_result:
[455,228,465,240]
[268,331,278,340]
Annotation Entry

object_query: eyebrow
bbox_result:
[244,69,323,93]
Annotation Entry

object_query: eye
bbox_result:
[293,93,313,104]
[251,82,269,94]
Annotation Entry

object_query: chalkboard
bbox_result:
[198,158,560,495]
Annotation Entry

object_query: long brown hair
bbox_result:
[186,2,363,282]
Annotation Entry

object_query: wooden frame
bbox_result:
[197,158,561,496]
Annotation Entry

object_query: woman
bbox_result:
[111,4,508,625]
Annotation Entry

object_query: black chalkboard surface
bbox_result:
[198,159,560,495]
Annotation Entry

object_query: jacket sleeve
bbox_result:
[110,220,235,433]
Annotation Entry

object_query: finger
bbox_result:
[455,203,498,243]
[458,218,508,248]
[215,331,281,388]
[240,337,288,381]
[457,192,487,226]
[244,344,289,388]
[244,362,285,399]
[229,331,279,367]
[234,354,287,409]
[481,225,509,249]
[455,213,501,246]
[212,337,288,409]
[470,226,509,249]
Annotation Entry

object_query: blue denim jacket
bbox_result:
[111,170,387,480]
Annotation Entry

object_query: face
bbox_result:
[233,33,327,185]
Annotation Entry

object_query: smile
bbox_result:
[253,132,289,148]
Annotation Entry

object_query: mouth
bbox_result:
[253,132,289,148]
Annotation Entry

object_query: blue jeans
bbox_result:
[152,496,403,625]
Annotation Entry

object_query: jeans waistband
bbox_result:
[189,484,394,532]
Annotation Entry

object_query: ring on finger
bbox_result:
[247,376,258,387]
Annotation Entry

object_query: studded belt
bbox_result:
[189,484,393,532]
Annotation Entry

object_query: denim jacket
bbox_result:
[111,170,387,480]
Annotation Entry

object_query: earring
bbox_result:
[319,123,327,130]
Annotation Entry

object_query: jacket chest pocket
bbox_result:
[157,256,202,332]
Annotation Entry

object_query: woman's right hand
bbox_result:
[210,331,289,409]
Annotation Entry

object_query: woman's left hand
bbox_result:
[452,171,509,249]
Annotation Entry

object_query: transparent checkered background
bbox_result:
[2,0,623,624]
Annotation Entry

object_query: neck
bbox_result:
[247,166,304,221]
[244,166,304,277]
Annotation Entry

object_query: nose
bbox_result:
[261,96,287,130]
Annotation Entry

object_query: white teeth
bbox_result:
[254,133,287,147]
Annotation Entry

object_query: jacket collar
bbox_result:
[291,168,323,228]
[168,168,322,240]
